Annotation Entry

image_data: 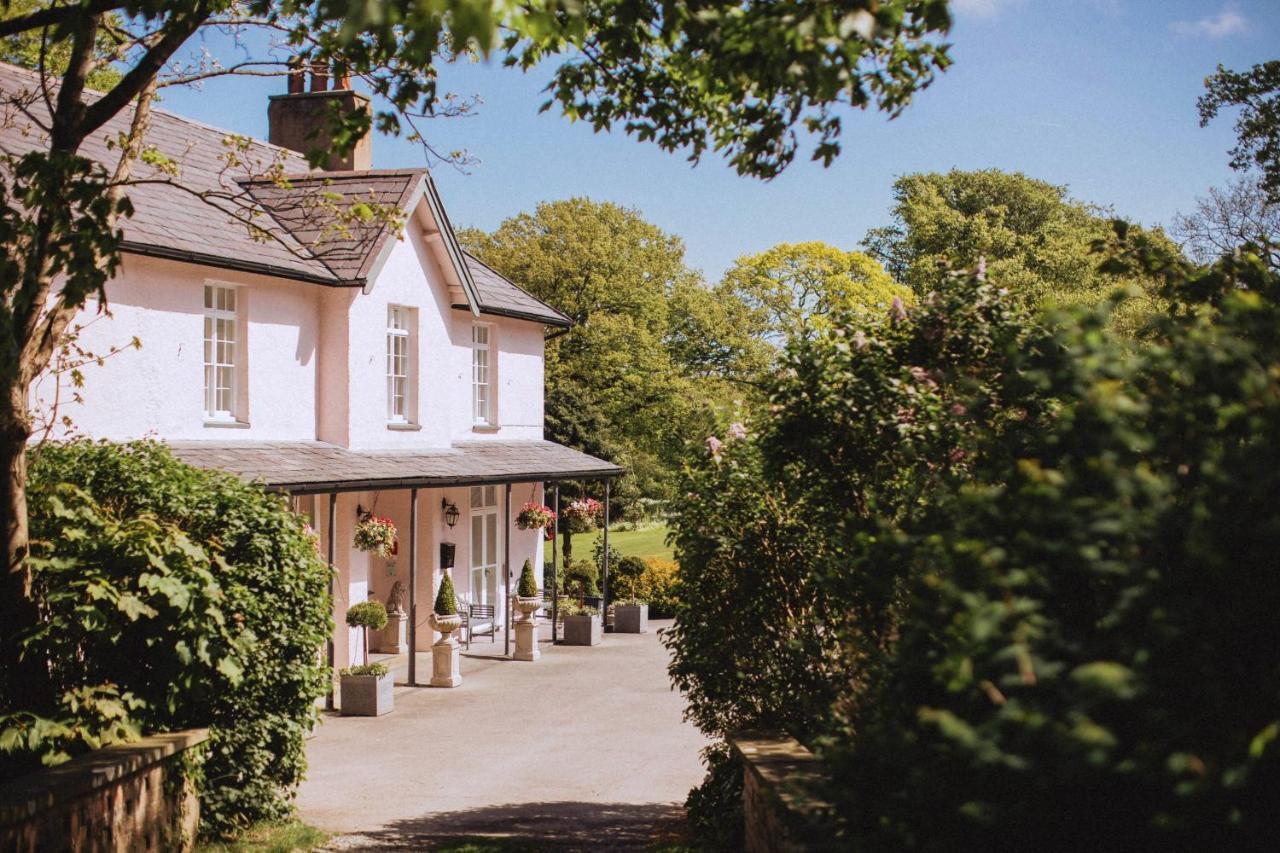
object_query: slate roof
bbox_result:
[0,62,571,326]
[464,253,572,327]
[167,439,623,493]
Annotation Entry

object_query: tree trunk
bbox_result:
[0,391,43,711]
[562,527,573,565]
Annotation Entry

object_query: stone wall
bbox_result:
[730,731,840,853]
[0,728,208,853]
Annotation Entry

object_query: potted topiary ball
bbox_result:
[514,558,541,621]
[429,571,462,639]
[340,600,394,716]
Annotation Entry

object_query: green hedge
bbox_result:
[11,440,332,839]
[667,236,1280,849]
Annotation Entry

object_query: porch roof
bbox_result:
[166,439,623,495]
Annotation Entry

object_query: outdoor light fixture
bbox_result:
[441,499,459,529]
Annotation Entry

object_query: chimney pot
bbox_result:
[310,62,328,92]
[333,64,351,91]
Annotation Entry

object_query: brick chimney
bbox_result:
[268,62,372,171]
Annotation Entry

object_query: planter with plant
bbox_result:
[353,513,397,558]
[561,600,602,647]
[513,559,542,661]
[429,572,463,687]
[613,597,650,634]
[340,601,393,716]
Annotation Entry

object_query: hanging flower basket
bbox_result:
[516,501,556,531]
[561,498,602,533]
[354,513,397,558]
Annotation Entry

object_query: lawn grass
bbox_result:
[543,522,674,563]
[196,820,328,853]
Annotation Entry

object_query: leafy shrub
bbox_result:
[345,600,388,631]
[667,240,1280,849]
[639,558,679,618]
[611,555,648,599]
[12,440,331,838]
[563,559,599,597]
[559,600,598,618]
[434,572,458,616]
[517,558,538,597]
[590,536,621,577]
[684,743,744,852]
[339,663,388,678]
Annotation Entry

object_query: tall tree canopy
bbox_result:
[0,0,955,699]
[462,199,757,506]
[1199,60,1280,204]
[860,169,1171,334]
[1173,176,1278,270]
[718,241,910,345]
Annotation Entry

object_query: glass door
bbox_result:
[469,486,499,611]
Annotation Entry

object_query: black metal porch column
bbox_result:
[325,490,337,711]
[551,482,559,643]
[408,487,418,686]
[504,482,512,656]
[601,479,610,630]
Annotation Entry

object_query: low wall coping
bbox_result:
[0,728,209,827]
[730,730,838,850]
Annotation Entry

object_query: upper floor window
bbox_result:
[387,305,415,423]
[203,284,239,421]
[472,323,493,425]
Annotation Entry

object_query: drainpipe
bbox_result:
[325,491,337,711]
[408,487,418,686]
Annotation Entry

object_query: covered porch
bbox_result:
[168,439,623,708]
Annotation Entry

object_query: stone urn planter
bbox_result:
[513,596,542,661]
[562,612,602,646]
[339,667,394,716]
[428,611,463,688]
[614,602,649,634]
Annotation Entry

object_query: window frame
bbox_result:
[468,485,500,610]
[386,305,415,424]
[471,322,495,426]
[203,283,242,423]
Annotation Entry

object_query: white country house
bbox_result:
[0,62,622,691]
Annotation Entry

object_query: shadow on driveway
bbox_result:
[325,800,690,851]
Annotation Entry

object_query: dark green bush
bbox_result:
[10,440,331,838]
[668,239,1280,849]
[684,743,744,852]
[563,559,599,597]
[434,572,458,616]
[517,558,538,597]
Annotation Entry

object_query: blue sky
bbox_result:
[161,0,1280,281]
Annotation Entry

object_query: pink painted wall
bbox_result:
[49,197,547,449]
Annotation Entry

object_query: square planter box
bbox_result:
[614,603,649,634]
[562,613,602,646]
[339,672,395,716]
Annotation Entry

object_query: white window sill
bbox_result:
[472,423,500,434]
[387,422,422,432]
[204,418,249,429]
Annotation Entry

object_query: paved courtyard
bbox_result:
[298,621,710,851]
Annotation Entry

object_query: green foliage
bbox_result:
[718,241,912,345]
[611,555,648,600]
[1199,61,1280,204]
[5,440,331,838]
[193,818,328,853]
[517,559,538,598]
[461,199,762,508]
[339,663,388,679]
[860,169,1174,334]
[563,559,600,598]
[668,237,1280,848]
[638,558,680,619]
[344,600,388,631]
[434,572,459,616]
[0,1,124,91]
[558,600,598,618]
[684,743,744,852]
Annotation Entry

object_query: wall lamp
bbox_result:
[441,499,459,529]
